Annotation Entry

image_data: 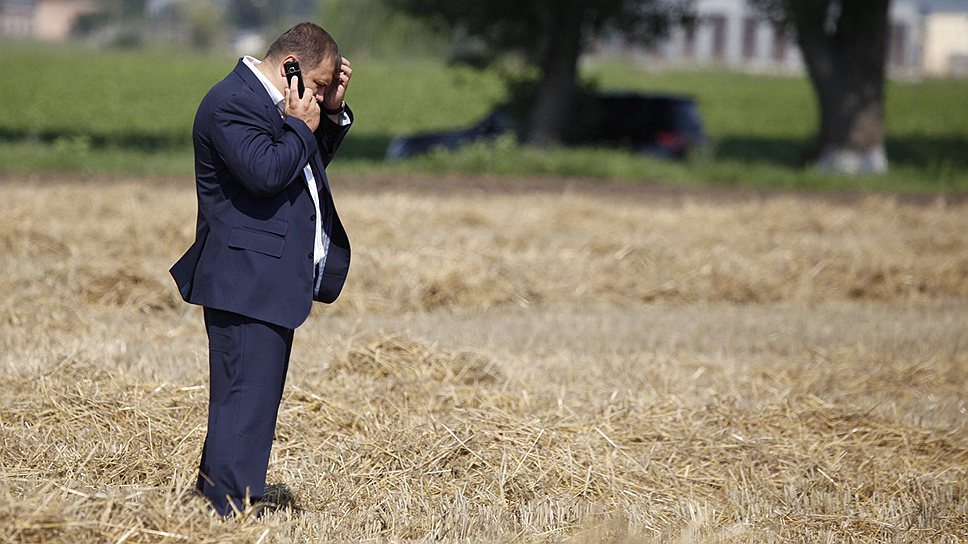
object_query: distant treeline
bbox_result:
[321,0,449,58]
[69,0,449,58]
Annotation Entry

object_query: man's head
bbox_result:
[264,22,340,102]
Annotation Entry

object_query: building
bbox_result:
[591,0,968,78]
[0,0,99,41]
[921,0,968,77]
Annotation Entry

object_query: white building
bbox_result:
[592,0,968,78]
[0,0,98,41]
[921,0,968,76]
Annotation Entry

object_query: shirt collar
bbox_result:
[242,55,285,113]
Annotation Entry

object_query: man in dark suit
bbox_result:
[169,22,353,516]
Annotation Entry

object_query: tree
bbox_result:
[752,0,892,173]
[386,0,684,146]
[177,0,227,50]
[71,0,149,46]
[320,0,448,59]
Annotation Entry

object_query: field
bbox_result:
[1,43,968,191]
[1,38,967,542]
[1,174,966,542]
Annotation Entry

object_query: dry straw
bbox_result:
[1,178,966,542]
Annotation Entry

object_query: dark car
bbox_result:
[385,92,708,160]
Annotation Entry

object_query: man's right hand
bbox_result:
[284,75,320,132]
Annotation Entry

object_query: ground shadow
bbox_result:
[714,134,968,171]
[330,134,393,161]
[0,127,188,151]
[0,126,395,162]
[3,126,963,174]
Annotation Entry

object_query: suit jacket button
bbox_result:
[310,214,316,221]
[308,252,313,260]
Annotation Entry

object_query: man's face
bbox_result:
[295,56,338,103]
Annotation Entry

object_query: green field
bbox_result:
[1,42,966,191]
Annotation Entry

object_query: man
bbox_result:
[169,22,353,516]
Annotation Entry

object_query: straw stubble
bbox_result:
[0,177,965,542]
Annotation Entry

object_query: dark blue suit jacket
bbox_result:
[170,59,352,329]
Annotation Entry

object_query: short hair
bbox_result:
[265,22,340,71]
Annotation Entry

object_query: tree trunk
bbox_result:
[525,7,584,147]
[790,0,891,173]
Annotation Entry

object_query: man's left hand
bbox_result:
[322,57,352,111]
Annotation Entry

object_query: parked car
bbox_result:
[385,92,708,160]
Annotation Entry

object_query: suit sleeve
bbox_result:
[315,104,354,168]
[210,93,319,198]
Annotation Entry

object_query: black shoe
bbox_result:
[251,483,300,518]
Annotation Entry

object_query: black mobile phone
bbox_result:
[283,60,304,99]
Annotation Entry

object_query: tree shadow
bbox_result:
[3,126,962,174]
[713,136,811,167]
[714,134,968,171]
[884,135,968,171]
[331,134,394,161]
[0,127,188,150]
[0,127,395,162]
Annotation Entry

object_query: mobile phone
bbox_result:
[283,60,304,99]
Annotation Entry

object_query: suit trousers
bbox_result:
[197,307,294,515]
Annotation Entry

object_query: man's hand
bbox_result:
[284,74,320,132]
[321,57,352,112]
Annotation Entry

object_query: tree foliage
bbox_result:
[319,0,448,59]
[386,0,686,144]
[387,0,679,64]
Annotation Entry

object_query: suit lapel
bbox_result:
[232,59,277,113]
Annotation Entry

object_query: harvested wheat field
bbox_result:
[1,174,966,543]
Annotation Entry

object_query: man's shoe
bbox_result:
[251,483,300,518]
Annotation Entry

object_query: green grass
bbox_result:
[586,63,968,190]
[1,42,966,191]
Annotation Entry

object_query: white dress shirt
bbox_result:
[242,55,350,270]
